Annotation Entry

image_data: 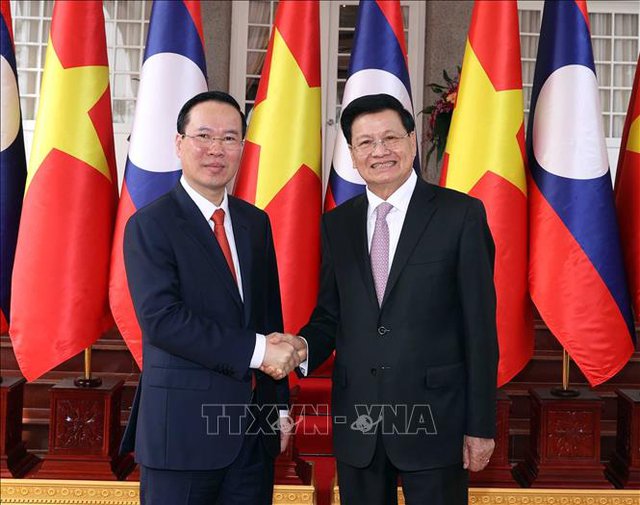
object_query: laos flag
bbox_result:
[325,0,417,210]
[528,0,635,386]
[109,0,208,368]
[1,0,27,334]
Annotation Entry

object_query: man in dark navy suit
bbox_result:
[121,91,300,505]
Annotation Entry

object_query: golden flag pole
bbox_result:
[551,348,579,397]
[562,349,570,390]
[74,347,102,387]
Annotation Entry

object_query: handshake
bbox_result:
[259,333,307,380]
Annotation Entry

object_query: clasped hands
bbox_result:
[259,333,307,380]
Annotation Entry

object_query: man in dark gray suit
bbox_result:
[267,93,498,505]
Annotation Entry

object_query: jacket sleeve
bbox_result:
[457,198,499,438]
[123,213,256,380]
[299,217,340,374]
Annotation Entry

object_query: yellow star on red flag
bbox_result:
[247,28,321,209]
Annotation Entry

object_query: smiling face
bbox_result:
[175,100,244,205]
[349,109,417,200]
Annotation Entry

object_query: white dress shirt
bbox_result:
[365,170,417,268]
[180,177,266,369]
[299,171,418,376]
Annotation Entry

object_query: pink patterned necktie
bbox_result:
[370,202,393,305]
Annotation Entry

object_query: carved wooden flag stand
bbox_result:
[32,349,134,480]
[0,376,40,477]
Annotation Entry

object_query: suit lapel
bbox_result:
[382,180,437,306]
[350,196,379,309]
[228,197,253,325]
[172,184,243,309]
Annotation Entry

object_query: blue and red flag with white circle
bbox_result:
[0,0,27,334]
[325,0,417,210]
[528,0,635,386]
[109,0,208,368]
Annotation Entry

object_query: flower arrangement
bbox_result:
[421,67,460,166]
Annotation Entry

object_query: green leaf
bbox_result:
[436,139,447,163]
[425,143,436,167]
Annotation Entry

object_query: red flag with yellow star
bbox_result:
[9,1,118,381]
[615,56,640,318]
[234,0,321,339]
[441,0,533,386]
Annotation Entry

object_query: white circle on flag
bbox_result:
[128,52,207,173]
[333,69,413,185]
[533,64,608,180]
[1,55,21,151]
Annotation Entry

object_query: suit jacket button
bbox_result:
[370,368,377,376]
[378,326,389,336]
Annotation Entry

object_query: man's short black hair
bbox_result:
[340,93,415,145]
[177,91,247,138]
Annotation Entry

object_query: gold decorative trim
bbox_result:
[0,480,315,505]
[469,488,640,505]
[273,484,316,504]
[331,487,640,505]
[3,479,637,505]
[0,480,139,505]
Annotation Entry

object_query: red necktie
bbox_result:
[213,210,254,388]
[211,209,237,283]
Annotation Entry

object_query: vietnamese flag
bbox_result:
[615,56,640,318]
[234,0,321,339]
[9,1,118,381]
[441,0,533,386]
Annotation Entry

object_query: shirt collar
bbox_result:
[366,170,417,218]
[180,175,230,222]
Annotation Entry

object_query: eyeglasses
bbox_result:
[350,132,412,156]
[182,133,244,150]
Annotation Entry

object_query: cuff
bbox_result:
[250,333,266,369]
[298,336,309,376]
